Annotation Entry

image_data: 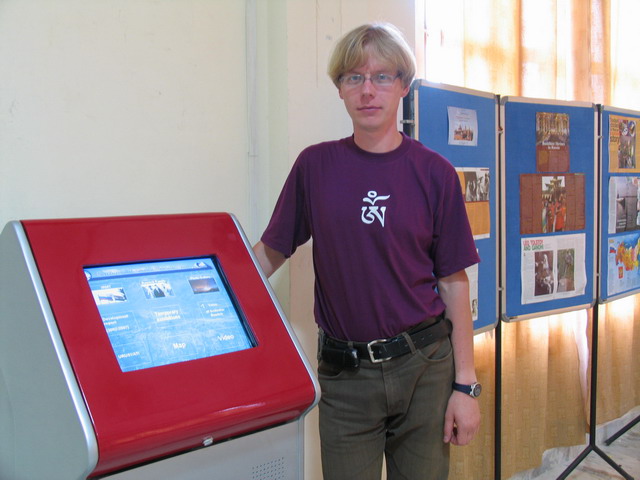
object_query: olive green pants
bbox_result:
[318,336,454,480]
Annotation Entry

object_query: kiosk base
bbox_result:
[107,420,305,480]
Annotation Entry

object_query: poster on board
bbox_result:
[608,176,640,234]
[467,261,479,321]
[457,167,491,239]
[607,232,640,297]
[608,115,638,173]
[448,106,478,146]
[521,233,587,305]
[519,173,586,234]
[536,112,570,172]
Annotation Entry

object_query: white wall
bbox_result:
[0,1,417,479]
[0,0,251,235]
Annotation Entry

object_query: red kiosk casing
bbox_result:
[15,213,318,477]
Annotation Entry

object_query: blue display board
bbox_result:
[501,97,597,320]
[404,80,499,334]
[598,105,640,302]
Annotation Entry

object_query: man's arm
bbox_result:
[437,269,481,446]
[252,241,287,278]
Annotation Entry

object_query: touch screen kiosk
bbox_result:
[0,213,319,480]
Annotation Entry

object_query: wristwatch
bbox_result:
[452,382,482,398]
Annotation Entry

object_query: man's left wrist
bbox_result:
[452,381,482,398]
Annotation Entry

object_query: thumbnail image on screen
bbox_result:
[84,256,256,372]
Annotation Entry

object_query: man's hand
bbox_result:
[443,390,481,445]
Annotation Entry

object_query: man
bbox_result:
[253,22,480,480]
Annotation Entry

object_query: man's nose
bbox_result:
[361,77,375,94]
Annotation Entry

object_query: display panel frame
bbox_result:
[403,80,499,334]
[598,105,640,302]
[500,97,597,321]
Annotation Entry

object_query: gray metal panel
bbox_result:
[107,420,304,480]
[500,95,595,109]
[414,79,498,100]
[0,221,97,480]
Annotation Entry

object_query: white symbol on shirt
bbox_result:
[361,190,390,227]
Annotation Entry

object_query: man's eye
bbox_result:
[374,74,394,83]
[346,75,363,84]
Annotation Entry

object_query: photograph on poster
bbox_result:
[536,112,570,172]
[609,115,638,173]
[607,232,640,297]
[521,233,586,304]
[519,173,586,235]
[608,176,640,234]
[466,261,479,322]
[457,167,491,239]
[448,106,478,146]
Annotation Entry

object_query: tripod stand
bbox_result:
[557,304,634,480]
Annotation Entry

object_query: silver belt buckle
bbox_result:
[367,338,392,363]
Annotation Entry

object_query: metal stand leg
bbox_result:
[495,321,502,480]
[556,305,634,480]
[604,414,640,447]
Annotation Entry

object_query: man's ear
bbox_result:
[338,87,344,100]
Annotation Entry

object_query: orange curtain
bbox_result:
[596,297,640,423]
[424,0,640,110]
[423,0,640,477]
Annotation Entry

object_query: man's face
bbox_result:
[338,54,409,137]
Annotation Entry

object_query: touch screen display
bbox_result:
[84,257,255,372]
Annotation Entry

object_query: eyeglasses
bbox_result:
[339,72,401,89]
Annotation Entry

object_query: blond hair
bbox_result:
[327,23,416,89]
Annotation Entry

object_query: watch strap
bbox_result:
[452,381,481,398]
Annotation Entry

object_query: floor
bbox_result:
[509,407,640,479]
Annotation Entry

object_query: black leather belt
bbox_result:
[321,316,452,367]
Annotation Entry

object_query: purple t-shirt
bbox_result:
[262,133,480,342]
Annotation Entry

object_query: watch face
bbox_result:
[472,383,482,397]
